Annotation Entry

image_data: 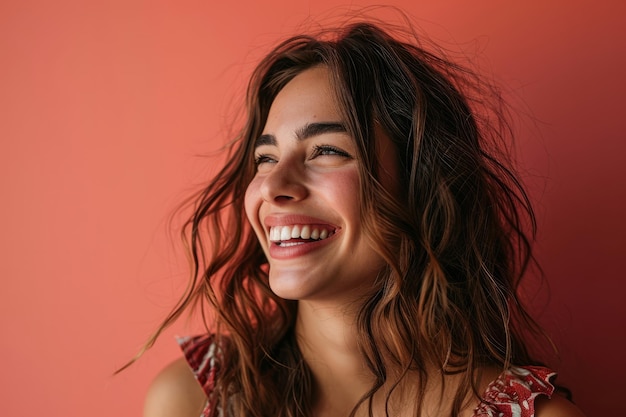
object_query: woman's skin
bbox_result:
[143,67,585,417]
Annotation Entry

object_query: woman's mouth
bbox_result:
[269,224,335,246]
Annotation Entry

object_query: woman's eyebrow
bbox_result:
[254,134,276,148]
[295,122,347,140]
[254,122,347,149]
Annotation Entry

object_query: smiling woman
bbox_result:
[140,18,585,417]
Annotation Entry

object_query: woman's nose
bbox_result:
[260,160,308,203]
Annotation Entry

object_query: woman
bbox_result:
[142,21,585,417]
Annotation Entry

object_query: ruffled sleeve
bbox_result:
[473,365,556,417]
[177,334,222,417]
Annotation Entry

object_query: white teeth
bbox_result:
[268,224,333,242]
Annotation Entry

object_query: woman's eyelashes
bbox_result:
[310,144,353,159]
[253,144,353,169]
[254,153,277,166]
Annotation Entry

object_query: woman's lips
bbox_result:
[263,214,340,260]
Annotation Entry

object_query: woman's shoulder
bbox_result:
[144,335,223,417]
[473,365,585,417]
[143,358,208,417]
[535,394,586,417]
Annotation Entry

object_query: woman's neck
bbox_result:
[293,300,494,417]
[295,300,373,415]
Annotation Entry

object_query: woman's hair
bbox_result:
[147,20,548,417]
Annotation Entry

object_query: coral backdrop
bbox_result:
[1,1,624,416]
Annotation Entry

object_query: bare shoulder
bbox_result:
[143,358,207,417]
[535,394,586,417]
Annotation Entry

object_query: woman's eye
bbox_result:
[311,145,352,159]
[254,154,277,166]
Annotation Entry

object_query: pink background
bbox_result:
[1,1,624,415]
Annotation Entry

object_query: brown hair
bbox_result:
[145,21,548,416]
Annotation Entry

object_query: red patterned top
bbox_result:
[178,335,556,417]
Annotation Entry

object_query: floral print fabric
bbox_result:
[473,365,556,417]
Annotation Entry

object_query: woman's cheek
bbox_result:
[319,168,361,216]
[244,176,264,235]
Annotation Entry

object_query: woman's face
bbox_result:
[244,66,393,306]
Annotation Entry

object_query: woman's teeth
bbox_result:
[269,225,332,242]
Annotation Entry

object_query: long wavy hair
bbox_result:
[146,21,549,416]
